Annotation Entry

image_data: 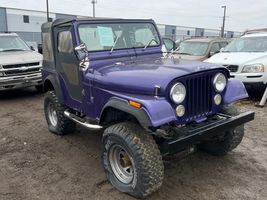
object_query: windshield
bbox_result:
[223,36,267,52]
[0,36,30,52]
[177,41,209,56]
[78,23,160,52]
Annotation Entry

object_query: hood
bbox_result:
[92,58,224,95]
[0,50,43,65]
[205,52,267,65]
[173,54,206,61]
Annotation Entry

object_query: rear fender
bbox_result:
[43,74,64,103]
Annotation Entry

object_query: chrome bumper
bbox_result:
[0,73,42,90]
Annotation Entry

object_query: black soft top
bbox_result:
[48,17,153,28]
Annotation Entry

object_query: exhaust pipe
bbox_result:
[64,110,103,129]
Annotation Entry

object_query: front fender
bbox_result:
[101,95,176,128]
[223,79,248,104]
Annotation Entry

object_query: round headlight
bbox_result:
[213,73,227,92]
[170,82,186,104]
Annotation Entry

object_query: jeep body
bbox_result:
[41,18,254,198]
[0,33,43,91]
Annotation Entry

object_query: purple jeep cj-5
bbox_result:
[41,18,254,198]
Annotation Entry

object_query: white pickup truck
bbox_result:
[0,33,43,91]
[205,29,267,91]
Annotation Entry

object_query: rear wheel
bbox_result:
[198,105,244,156]
[44,91,76,135]
[101,122,164,198]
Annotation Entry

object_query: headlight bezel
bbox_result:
[213,73,227,93]
[242,63,264,73]
[170,82,187,104]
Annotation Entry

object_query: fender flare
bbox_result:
[223,79,248,104]
[44,74,64,103]
[100,98,152,128]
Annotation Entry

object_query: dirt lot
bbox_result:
[0,88,266,200]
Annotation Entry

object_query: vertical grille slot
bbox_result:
[185,74,212,120]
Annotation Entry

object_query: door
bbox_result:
[55,27,83,102]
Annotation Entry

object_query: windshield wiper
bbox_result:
[2,49,25,52]
[143,39,159,49]
[109,35,120,54]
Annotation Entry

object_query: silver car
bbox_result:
[0,33,43,91]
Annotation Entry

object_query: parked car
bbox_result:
[0,33,43,91]
[170,37,229,61]
[205,30,267,91]
[41,18,254,198]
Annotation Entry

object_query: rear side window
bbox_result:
[42,33,54,62]
[58,31,73,53]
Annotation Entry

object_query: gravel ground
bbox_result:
[0,88,266,200]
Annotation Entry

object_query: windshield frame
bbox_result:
[177,41,210,56]
[223,36,267,53]
[0,35,31,52]
[75,21,162,53]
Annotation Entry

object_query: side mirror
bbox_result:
[220,47,225,52]
[162,38,175,52]
[74,43,88,61]
[30,46,36,51]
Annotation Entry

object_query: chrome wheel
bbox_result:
[109,144,134,184]
[48,102,58,127]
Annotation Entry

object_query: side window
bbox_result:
[210,42,220,53]
[58,31,73,53]
[42,33,54,62]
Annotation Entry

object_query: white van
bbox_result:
[0,33,43,91]
[205,30,267,90]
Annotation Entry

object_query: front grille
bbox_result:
[224,65,238,72]
[184,74,213,120]
[3,62,39,69]
[4,68,40,76]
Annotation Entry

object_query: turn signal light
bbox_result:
[129,101,141,109]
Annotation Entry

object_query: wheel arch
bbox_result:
[43,75,64,103]
[99,98,152,128]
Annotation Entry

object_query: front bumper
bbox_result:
[160,111,255,155]
[230,72,267,84]
[0,73,42,91]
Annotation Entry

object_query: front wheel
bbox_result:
[101,122,164,198]
[198,105,245,156]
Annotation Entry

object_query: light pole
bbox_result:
[92,0,97,17]
[46,0,49,22]
[221,5,226,38]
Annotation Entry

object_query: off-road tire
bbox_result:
[44,91,76,135]
[101,122,164,198]
[198,105,244,156]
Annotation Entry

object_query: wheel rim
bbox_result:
[48,102,58,127]
[109,144,134,184]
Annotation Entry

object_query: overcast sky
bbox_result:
[0,0,266,31]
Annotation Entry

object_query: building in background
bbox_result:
[0,7,241,44]
[0,7,79,44]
